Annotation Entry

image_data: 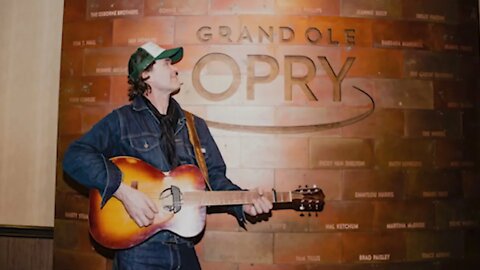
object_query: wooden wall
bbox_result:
[0,236,53,270]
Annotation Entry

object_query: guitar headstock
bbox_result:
[291,185,325,212]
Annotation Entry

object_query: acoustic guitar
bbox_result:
[89,156,325,249]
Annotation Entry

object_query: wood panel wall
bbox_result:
[55,0,480,269]
[0,236,53,270]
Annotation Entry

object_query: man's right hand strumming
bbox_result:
[113,183,159,227]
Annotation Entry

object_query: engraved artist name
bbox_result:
[356,9,388,17]
[325,223,359,230]
[386,222,426,229]
[90,9,139,18]
[355,191,394,198]
[359,254,391,261]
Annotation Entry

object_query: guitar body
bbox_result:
[89,156,325,249]
[89,156,207,249]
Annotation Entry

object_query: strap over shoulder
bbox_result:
[183,110,212,191]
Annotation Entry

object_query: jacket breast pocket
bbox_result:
[127,134,161,153]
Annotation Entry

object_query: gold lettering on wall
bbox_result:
[284,56,317,101]
[192,53,356,103]
[195,25,357,45]
[247,55,279,100]
[189,24,375,133]
[192,53,241,101]
[319,56,355,102]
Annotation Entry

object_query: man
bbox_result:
[63,42,272,269]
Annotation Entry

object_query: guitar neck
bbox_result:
[183,190,291,206]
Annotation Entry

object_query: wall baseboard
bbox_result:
[0,225,53,239]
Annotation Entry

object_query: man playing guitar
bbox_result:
[63,42,273,270]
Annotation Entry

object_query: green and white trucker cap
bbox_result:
[128,42,183,81]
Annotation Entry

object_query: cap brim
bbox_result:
[156,47,183,64]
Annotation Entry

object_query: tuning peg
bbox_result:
[313,184,317,188]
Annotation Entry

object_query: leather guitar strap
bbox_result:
[184,110,213,191]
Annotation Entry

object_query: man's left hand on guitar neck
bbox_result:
[242,188,273,216]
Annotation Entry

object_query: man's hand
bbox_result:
[113,183,159,227]
[243,188,273,216]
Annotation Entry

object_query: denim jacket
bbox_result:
[63,96,245,225]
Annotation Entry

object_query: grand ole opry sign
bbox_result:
[188,24,374,133]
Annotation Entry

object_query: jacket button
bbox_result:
[144,142,149,148]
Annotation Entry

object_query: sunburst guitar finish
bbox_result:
[89,156,325,249]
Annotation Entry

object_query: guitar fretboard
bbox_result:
[182,190,291,206]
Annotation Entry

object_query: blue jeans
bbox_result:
[113,232,201,270]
